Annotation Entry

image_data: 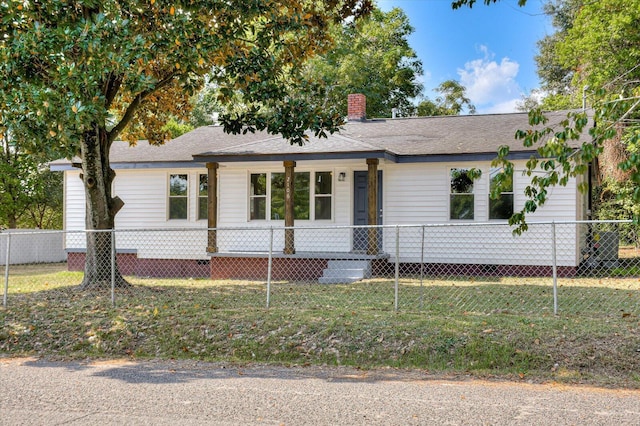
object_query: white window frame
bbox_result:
[249,172,268,221]
[449,167,475,221]
[313,171,333,221]
[168,173,189,220]
[248,170,333,221]
[197,173,208,221]
[488,167,514,220]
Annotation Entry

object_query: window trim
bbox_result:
[449,167,475,221]
[168,173,189,221]
[488,167,514,221]
[249,172,268,221]
[314,171,333,221]
[248,170,333,222]
[197,173,208,221]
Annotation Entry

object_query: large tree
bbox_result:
[301,6,423,118]
[417,80,476,116]
[555,0,640,224]
[187,5,422,128]
[1,0,372,288]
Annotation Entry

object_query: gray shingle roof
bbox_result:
[50,110,592,169]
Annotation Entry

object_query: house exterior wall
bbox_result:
[64,168,209,260]
[380,160,581,267]
[62,157,584,273]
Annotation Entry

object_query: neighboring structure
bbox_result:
[0,230,67,265]
[51,95,592,279]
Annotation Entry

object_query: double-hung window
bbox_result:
[250,173,267,220]
[169,174,188,220]
[270,172,310,220]
[314,172,332,220]
[198,174,208,220]
[450,168,474,220]
[250,171,332,221]
[489,167,514,220]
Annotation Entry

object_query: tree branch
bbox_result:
[107,72,177,144]
[103,72,123,110]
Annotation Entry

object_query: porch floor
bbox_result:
[208,251,390,260]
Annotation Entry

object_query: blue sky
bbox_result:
[377,0,551,113]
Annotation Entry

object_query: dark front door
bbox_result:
[353,170,383,252]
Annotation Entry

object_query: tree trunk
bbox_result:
[79,125,128,290]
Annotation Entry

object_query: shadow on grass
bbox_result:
[2,280,640,388]
[3,275,639,317]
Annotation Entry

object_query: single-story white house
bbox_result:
[51,95,592,279]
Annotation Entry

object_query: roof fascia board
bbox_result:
[51,150,568,172]
[50,162,207,171]
[192,150,397,163]
[395,151,544,163]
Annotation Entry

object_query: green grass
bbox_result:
[2,263,640,388]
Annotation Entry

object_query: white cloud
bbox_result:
[482,99,521,114]
[457,46,523,113]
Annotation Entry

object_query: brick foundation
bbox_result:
[372,261,577,278]
[210,257,328,280]
[66,251,210,278]
[67,251,577,280]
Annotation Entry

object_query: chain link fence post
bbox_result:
[266,227,273,309]
[420,225,425,310]
[394,225,400,312]
[551,221,558,315]
[110,229,116,307]
[3,233,10,308]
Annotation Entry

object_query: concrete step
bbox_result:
[327,260,371,271]
[321,268,367,279]
[319,259,372,284]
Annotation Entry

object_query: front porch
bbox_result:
[209,251,390,281]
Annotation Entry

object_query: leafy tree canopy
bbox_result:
[303,6,423,118]
[0,133,60,229]
[417,80,476,116]
[191,6,423,122]
[0,0,373,287]
[492,0,640,231]
[451,0,527,9]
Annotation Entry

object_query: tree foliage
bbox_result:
[456,0,640,230]
[302,7,423,118]
[535,0,581,97]
[417,80,476,116]
[193,6,423,121]
[451,0,527,9]
[0,125,62,229]
[0,0,373,287]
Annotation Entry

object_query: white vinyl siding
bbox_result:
[381,160,580,266]
[384,163,448,223]
[64,171,86,231]
[62,157,583,266]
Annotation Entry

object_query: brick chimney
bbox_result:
[347,93,366,121]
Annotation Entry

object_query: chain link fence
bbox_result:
[2,221,639,317]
